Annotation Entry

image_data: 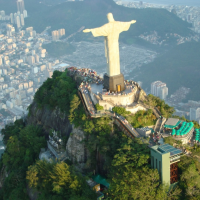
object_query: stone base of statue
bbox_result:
[103,73,125,92]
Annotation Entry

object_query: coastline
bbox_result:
[121,0,200,6]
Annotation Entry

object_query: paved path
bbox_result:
[79,86,140,138]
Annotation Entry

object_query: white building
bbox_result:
[16,15,21,28]
[18,83,24,90]
[23,10,27,18]
[17,0,25,14]
[3,69,7,75]
[10,13,14,23]
[35,54,40,63]
[151,81,168,100]
[33,67,38,74]
[190,108,200,122]
[6,101,13,109]
[20,13,24,26]
[28,81,33,87]
[159,86,168,100]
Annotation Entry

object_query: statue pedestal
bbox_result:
[103,73,125,92]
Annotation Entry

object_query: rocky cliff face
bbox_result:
[66,125,90,171]
[27,101,90,170]
[27,101,72,138]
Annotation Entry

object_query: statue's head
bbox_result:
[107,13,115,22]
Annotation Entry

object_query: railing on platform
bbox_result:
[79,88,141,138]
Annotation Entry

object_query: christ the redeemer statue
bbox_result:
[83,13,136,77]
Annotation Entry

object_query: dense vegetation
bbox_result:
[95,103,104,111]
[0,120,46,199]
[127,109,157,128]
[144,94,175,118]
[135,42,200,100]
[112,106,157,128]
[108,137,182,200]
[42,42,76,57]
[69,100,181,199]
[0,70,199,199]
[33,70,77,114]
[178,155,200,199]
[26,160,96,199]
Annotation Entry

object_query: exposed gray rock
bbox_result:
[66,125,89,171]
[27,101,72,138]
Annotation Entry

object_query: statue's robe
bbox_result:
[90,21,131,77]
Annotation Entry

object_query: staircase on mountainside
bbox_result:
[154,118,162,133]
[154,117,166,133]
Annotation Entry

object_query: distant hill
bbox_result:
[134,41,200,101]
[1,0,192,45]
[43,42,76,57]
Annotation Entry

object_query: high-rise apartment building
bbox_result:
[190,108,200,122]
[151,81,168,100]
[20,14,24,26]
[28,56,35,65]
[151,81,160,96]
[159,86,168,100]
[58,29,65,38]
[16,15,21,28]
[26,27,33,36]
[6,24,13,36]
[23,10,27,18]
[17,0,25,14]
[26,27,33,32]
[32,31,37,37]
[52,29,65,40]
[52,30,59,41]
[47,62,52,69]
[14,13,17,24]
[0,10,5,17]
[35,54,40,63]
[0,57,2,66]
[10,13,14,23]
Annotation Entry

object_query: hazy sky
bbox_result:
[122,0,200,6]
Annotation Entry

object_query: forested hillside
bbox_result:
[0,70,200,199]
[134,41,200,100]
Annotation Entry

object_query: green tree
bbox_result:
[0,123,46,200]
[112,106,131,116]
[108,138,181,200]
[34,70,77,114]
[26,160,96,199]
[178,156,200,199]
[95,103,104,111]
[1,119,25,144]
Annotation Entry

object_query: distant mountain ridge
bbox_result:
[1,0,192,44]
[134,41,200,101]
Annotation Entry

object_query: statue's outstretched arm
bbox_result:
[131,20,136,24]
[83,29,91,33]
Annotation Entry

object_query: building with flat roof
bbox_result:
[136,127,152,137]
[163,119,194,144]
[164,118,180,129]
[151,144,182,185]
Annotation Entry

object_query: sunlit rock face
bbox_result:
[66,125,88,166]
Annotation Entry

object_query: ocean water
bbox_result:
[123,0,200,6]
